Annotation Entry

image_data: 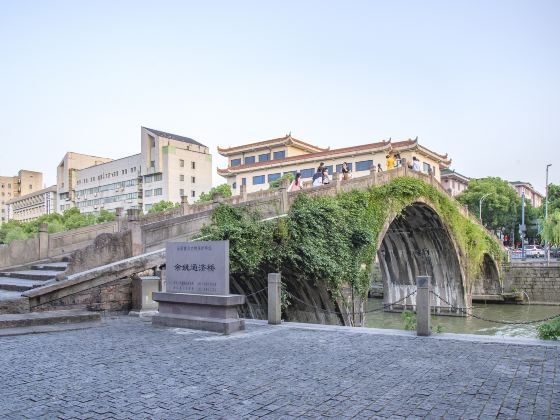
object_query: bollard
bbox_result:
[416,276,431,336]
[268,273,281,325]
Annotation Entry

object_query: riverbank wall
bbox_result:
[503,263,560,304]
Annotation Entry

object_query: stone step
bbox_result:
[30,262,68,272]
[0,277,45,292]
[0,270,60,281]
[0,310,101,329]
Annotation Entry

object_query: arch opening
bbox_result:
[472,253,502,296]
[377,202,466,312]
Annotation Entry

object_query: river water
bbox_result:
[365,298,560,338]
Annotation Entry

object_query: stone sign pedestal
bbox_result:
[152,292,245,334]
[152,241,245,334]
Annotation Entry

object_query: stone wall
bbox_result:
[503,263,560,303]
[0,237,40,268]
[61,231,132,278]
[34,278,133,313]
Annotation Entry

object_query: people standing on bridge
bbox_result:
[341,162,350,180]
[386,154,395,170]
[317,162,325,172]
[322,167,330,184]
[312,168,324,187]
[288,172,302,192]
[394,153,402,168]
[412,156,421,171]
[377,163,383,172]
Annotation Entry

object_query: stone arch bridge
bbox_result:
[2,166,502,325]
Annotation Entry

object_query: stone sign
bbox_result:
[165,241,229,295]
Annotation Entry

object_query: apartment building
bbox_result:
[0,170,43,224]
[510,181,544,208]
[217,134,451,194]
[59,127,212,214]
[6,185,57,223]
[440,169,470,197]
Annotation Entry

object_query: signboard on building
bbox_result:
[165,241,229,295]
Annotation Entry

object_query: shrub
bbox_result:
[537,319,560,340]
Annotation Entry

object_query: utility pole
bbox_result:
[521,191,526,260]
[545,164,552,264]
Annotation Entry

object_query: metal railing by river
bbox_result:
[365,298,560,338]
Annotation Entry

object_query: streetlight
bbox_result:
[545,164,552,263]
[479,193,492,224]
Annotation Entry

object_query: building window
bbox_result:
[145,204,153,211]
[191,162,196,170]
[190,176,195,183]
[244,156,256,165]
[232,182,237,190]
[154,188,162,196]
[150,161,155,168]
[259,153,270,162]
[242,178,247,186]
[273,150,286,160]
[179,159,184,167]
[423,162,431,173]
[268,173,281,183]
[180,175,184,181]
[231,158,241,167]
[191,190,196,198]
[325,165,333,175]
[301,168,315,178]
[336,163,353,173]
[180,189,184,197]
[145,189,153,197]
[253,175,265,185]
[283,170,297,179]
[355,160,373,171]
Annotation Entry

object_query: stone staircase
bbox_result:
[0,262,68,294]
[0,309,101,336]
[0,261,69,315]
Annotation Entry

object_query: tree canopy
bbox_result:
[147,200,180,214]
[0,207,116,244]
[543,210,560,246]
[457,177,539,241]
[197,184,232,203]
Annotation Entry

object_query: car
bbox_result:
[525,245,545,258]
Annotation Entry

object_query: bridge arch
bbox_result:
[375,199,468,310]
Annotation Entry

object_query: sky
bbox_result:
[1,0,559,193]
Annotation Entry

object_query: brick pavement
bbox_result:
[1,317,560,419]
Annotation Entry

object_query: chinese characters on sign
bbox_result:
[166,241,229,295]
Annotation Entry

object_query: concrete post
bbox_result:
[127,209,143,256]
[333,172,341,194]
[181,195,190,216]
[278,184,289,214]
[401,158,408,176]
[268,273,282,325]
[369,165,377,186]
[239,184,248,201]
[38,223,49,260]
[212,192,223,209]
[115,207,125,232]
[416,276,431,336]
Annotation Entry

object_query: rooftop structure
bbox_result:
[217,135,451,194]
[440,168,470,197]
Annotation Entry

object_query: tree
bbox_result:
[457,177,539,243]
[148,200,180,214]
[96,209,117,223]
[543,210,560,245]
[269,173,294,189]
[544,183,560,216]
[197,184,232,203]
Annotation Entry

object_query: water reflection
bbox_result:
[365,298,560,338]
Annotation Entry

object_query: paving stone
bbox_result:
[1,317,560,418]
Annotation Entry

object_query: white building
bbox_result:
[59,127,212,214]
[6,185,57,223]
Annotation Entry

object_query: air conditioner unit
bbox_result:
[94,193,98,197]
[93,205,98,209]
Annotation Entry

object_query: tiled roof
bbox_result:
[143,127,207,148]
[218,138,451,175]
[217,134,327,155]
[218,139,448,175]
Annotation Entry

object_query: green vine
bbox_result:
[200,177,505,303]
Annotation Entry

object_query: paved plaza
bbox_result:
[1,317,560,419]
